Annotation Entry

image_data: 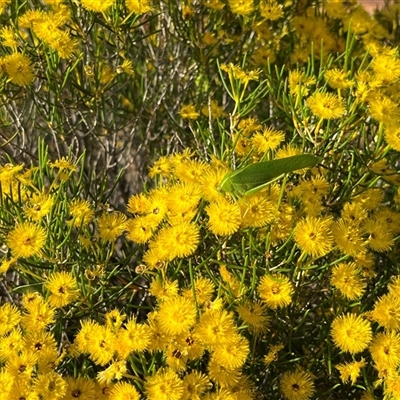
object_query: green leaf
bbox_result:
[220,154,320,196]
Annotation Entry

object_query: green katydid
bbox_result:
[220,154,320,197]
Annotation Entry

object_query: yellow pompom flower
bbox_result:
[251,127,285,153]
[228,0,255,16]
[65,377,96,400]
[33,371,67,399]
[44,271,80,308]
[0,26,18,49]
[109,381,140,400]
[207,358,242,388]
[370,293,400,331]
[182,372,210,400]
[370,331,400,372]
[369,95,399,124]
[336,358,366,385]
[87,325,116,366]
[49,156,77,171]
[331,313,372,354]
[155,221,200,261]
[330,262,366,300]
[288,70,316,97]
[20,295,56,331]
[324,68,353,90]
[116,319,151,359]
[236,300,270,335]
[97,360,127,384]
[68,199,94,227]
[0,303,21,336]
[75,319,99,354]
[200,168,230,203]
[24,193,55,221]
[105,309,126,331]
[341,202,367,225]
[280,369,315,400]
[385,123,400,151]
[179,104,199,120]
[145,369,184,400]
[0,0,10,14]
[388,276,400,297]
[167,182,202,215]
[182,276,215,306]
[212,333,249,370]
[206,198,241,236]
[49,31,78,59]
[293,216,333,258]
[307,92,345,119]
[125,215,158,244]
[264,344,284,365]
[2,52,35,86]
[7,222,46,259]
[149,278,179,302]
[80,0,115,12]
[239,195,277,228]
[97,212,127,242]
[275,144,302,159]
[157,296,197,336]
[174,159,210,185]
[126,0,153,14]
[353,188,385,211]
[194,309,237,349]
[385,375,400,400]
[362,219,395,252]
[258,273,293,309]
[259,0,283,20]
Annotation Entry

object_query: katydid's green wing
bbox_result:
[220,154,320,196]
